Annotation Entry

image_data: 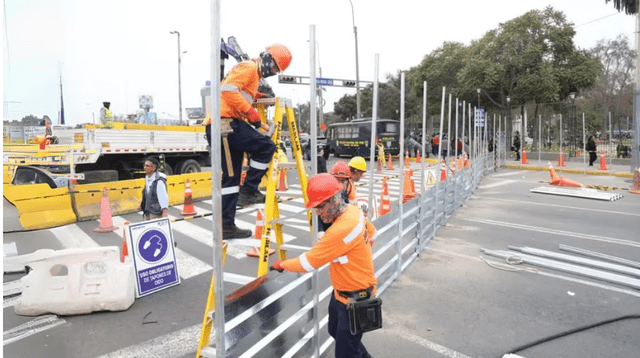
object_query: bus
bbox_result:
[325,118,401,158]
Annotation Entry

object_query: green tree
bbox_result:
[605,0,637,14]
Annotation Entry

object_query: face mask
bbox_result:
[260,52,279,78]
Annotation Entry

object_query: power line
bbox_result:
[576,12,620,27]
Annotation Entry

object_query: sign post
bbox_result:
[127,218,180,298]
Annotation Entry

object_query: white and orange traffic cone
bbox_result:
[457,155,463,171]
[121,222,130,263]
[181,179,197,216]
[548,162,560,184]
[94,187,118,233]
[598,150,609,170]
[629,168,640,195]
[246,209,274,257]
[379,177,391,216]
[277,168,288,191]
[450,160,457,174]
[403,168,417,203]
[553,176,583,188]
[415,150,421,164]
[440,160,447,182]
[557,151,566,167]
[521,147,529,164]
[376,156,383,173]
[387,153,394,170]
[464,152,469,167]
[405,150,411,169]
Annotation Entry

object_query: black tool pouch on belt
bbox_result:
[346,296,383,335]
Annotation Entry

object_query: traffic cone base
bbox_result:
[94,187,118,233]
[181,179,197,216]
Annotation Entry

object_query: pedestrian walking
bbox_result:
[138,158,168,220]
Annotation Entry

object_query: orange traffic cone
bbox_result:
[121,222,130,263]
[416,150,421,163]
[554,176,583,188]
[181,179,197,216]
[440,160,447,181]
[464,152,469,167]
[379,176,391,216]
[548,162,560,184]
[576,148,581,157]
[246,209,274,257]
[450,160,457,174]
[629,168,640,195]
[277,168,288,191]
[94,187,118,233]
[557,151,566,167]
[387,153,394,170]
[457,155,463,171]
[521,147,529,164]
[598,151,609,170]
[405,150,410,169]
[376,156,383,173]
[402,169,416,203]
[409,169,416,194]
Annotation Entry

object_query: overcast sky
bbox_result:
[2,0,636,126]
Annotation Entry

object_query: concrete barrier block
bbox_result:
[13,247,135,316]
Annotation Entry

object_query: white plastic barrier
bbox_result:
[9,247,135,316]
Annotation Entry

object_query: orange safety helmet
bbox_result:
[306,173,343,208]
[266,44,292,72]
[330,161,351,179]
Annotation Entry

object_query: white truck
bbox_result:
[3,123,210,183]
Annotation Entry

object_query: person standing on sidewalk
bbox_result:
[587,135,597,166]
[138,158,168,220]
[270,173,377,358]
[513,131,521,161]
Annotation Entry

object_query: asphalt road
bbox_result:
[4,157,639,358]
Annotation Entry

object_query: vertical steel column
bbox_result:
[209,1,225,356]
[583,113,587,174]
[368,55,380,218]
[397,72,406,279]
[308,25,320,358]
[421,81,427,194]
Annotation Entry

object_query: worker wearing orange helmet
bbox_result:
[331,161,355,203]
[270,173,377,358]
[204,44,292,240]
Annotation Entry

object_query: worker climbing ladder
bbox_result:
[253,97,311,277]
[196,98,311,357]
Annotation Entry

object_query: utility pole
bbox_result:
[170,31,184,124]
[348,0,361,118]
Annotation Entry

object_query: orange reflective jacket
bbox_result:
[281,205,377,304]
[203,60,260,126]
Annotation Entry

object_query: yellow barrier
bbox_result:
[73,179,144,221]
[3,183,76,230]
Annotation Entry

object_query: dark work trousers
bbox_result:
[206,119,275,225]
[589,151,597,166]
[328,293,370,358]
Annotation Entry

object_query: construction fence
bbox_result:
[198,153,495,357]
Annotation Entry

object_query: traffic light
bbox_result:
[279,76,297,83]
[343,80,356,87]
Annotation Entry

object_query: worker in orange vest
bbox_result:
[270,174,377,358]
[203,44,292,240]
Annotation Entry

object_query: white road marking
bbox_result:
[50,224,100,248]
[478,179,516,189]
[94,324,201,358]
[463,218,640,248]
[426,247,640,298]
[475,195,640,217]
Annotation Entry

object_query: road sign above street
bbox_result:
[316,78,334,86]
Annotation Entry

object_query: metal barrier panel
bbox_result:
[210,156,492,357]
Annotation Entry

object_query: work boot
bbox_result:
[222,224,252,240]
[237,187,266,207]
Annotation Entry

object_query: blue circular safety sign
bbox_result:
[137,229,169,264]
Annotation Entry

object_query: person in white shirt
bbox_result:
[138,158,169,220]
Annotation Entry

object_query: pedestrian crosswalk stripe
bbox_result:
[50,224,100,248]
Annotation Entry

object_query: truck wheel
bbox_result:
[161,164,173,176]
[177,159,202,174]
[79,170,119,184]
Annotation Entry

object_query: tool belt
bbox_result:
[220,118,235,177]
[339,287,383,335]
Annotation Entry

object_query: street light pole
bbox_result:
[506,96,511,155]
[348,0,361,119]
[570,92,576,157]
[170,31,184,124]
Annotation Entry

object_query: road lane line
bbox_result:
[426,247,640,298]
[475,195,640,217]
[463,218,640,248]
[478,179,516,189]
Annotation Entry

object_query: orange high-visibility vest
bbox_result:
[203,60,260,126]
[281,205,377,304]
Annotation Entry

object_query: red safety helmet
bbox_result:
[330,161,351,179]
[266,44,292,72]
[306,173,343,208]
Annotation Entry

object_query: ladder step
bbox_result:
[199,346,217,357]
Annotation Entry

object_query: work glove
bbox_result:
[246,107,262,126]
[269,260,285,272]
